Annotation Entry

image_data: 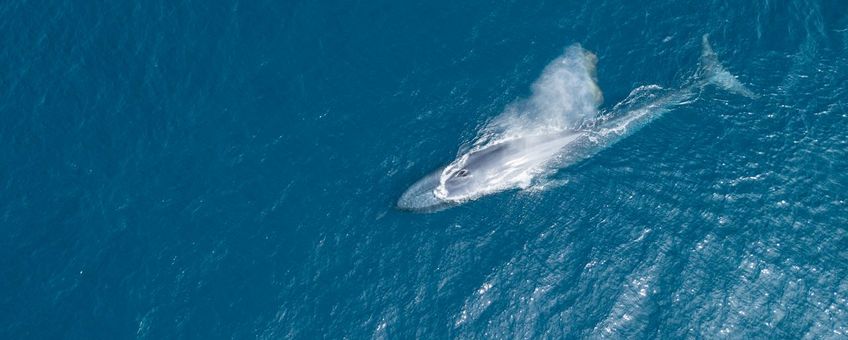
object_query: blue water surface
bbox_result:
[2,0,848,338]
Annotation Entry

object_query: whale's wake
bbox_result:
[398,35,754,212]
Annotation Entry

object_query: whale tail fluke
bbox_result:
[697,34,758,99]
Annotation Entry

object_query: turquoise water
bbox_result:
[2,0,848,338]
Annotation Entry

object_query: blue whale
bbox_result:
[398,35,754,212]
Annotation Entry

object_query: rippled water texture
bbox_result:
[2,0,847,338]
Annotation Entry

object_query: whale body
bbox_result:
[397,35,754,212]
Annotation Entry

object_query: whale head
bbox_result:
[434,142,516,202]
[397,133,576,212]
[397,143,514,212]
[434,166,478,201]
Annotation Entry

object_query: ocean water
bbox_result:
[2,0,848,338]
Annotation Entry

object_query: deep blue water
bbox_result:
[2,0,848,338]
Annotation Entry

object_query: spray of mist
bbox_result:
[481,45,603,143]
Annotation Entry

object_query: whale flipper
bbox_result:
[699,34,758,99]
